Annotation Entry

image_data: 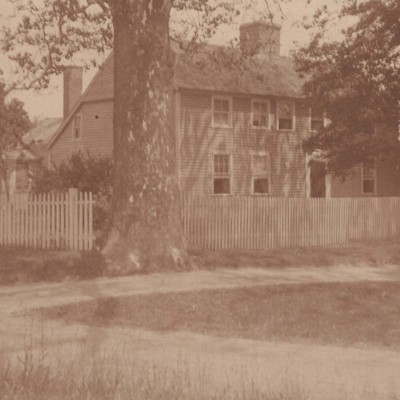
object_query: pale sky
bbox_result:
[0,0,341,120]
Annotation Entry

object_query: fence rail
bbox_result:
[182,196,400,250]
[0,189,93,251]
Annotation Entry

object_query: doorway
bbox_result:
[310,161,326,198]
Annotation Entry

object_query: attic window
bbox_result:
[252,99,269,128]
[73,113,82,140]
[277,101,295,131]
[212,96,232,127]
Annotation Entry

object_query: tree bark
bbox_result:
[103,0,187,272]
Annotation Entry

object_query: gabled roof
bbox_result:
[48,52,114,150]
[174,45,303,98]
[48,45,304,149]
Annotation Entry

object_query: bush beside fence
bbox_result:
[182,196,400,250]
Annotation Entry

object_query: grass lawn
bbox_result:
[44,281,400,350]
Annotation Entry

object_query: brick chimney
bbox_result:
[63,66,83,119]
[240,21,281,56]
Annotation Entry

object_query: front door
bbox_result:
[310,161,326,198]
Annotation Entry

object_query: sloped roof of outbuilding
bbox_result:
[24,117,62,158]
[4,147,37,161]
[24,118,62,145]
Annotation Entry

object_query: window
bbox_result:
[73,113,82,140]
[212,97,231,127]
[362,161,377,194]
[213,154,230,194]
[252,153,270,194]
[252,99,269,128]
[311,108,324,132]
[277,101,295,130]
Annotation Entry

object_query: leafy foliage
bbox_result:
[33,152,113,231]
[295,0,400,177]
[0,82,32,194]
[0,0,282,92]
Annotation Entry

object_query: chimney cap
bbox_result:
[239,20,281,30]
[63,65,84,71]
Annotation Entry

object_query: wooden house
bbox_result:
[46,21,400,198]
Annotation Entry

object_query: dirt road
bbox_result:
[1,264,400,399]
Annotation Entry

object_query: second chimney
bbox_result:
[240,21,281,56]
[63,66,83,119]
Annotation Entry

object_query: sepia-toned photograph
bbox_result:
[0,0,399,398]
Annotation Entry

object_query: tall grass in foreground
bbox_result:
[0,348,307,400]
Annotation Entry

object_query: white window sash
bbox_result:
[251,99,270,129]
[212,96,232,128]
[277,100,295,131]
[72,113,82,140]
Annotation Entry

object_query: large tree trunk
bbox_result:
[104,0,187,272]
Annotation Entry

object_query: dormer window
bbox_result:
[212,96,232,127]
[251,99,269,128]
[277,101,295,131]
[73,113,82,140]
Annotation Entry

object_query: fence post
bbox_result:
[69,188,78,251]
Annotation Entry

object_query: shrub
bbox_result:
[33,152,113,232]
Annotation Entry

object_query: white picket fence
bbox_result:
[182,195,400,250]
[0,189,94,251]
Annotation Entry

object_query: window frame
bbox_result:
[212,153,231,195]
[212,96,233,128]
[276,100,295,131]
[251,98,270,130]
[72,112,83,141]
[361,161,377,195]
[252,152,271,195]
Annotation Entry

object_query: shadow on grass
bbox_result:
[0,249,107,285]
[1,239,400,286]
[43,281,400,350]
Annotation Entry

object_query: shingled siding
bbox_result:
[50,100,113,165]
[179,90,309,196]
